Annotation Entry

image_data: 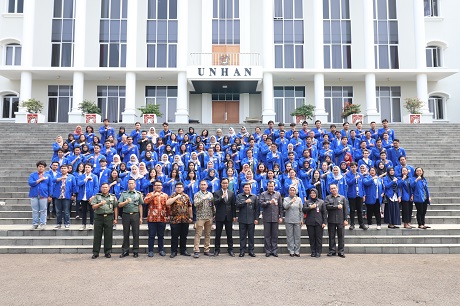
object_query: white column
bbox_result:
[312,0,323,69]
[15,72,32,123]
[314,73,328,122]
[364,74,380,123]
[176,72,189,123]
[263,1,274,68]
[240,93,250,123]
[68,72,85,123]
[201,93,212,124]
[262,72,276,123]
[126,0,138,68]
[122,72,137,123]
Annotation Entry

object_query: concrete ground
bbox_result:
[1,254,459,305]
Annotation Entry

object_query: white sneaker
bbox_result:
[39,224,46,231]
[211,224,216,230]
[368,225,373,229]
[88,224,93,230]
[113,224,117,230]
[54,225,61,230]
[166,224,171,231]
[31,225,38,230]
[376,225,381,230]
[232,224,236,231]
[79,225,86,231]
[64,224,70,230]
[259,212,263,219]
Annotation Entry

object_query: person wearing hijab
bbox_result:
[228,127,236,143]
[303,188,327,257]
[383,167,402,229]
[146,127,159,144]
[283,185,304,257]
[126,154,139,171]
[326,166,347,197]
[122,164,143,191]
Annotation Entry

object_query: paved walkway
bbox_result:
[1,254,460,305]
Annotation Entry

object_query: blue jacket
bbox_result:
[399,177,412,202]
[334,144,353,163]
[121,145,139,163]
[76,173,99,201]
[52,174,78,199]
[363,175,383,205]
[383,176,401,199]
[394,164,415,179]
[94,168,111,186]
[387,147,406,167]
[326,173,347,197]
[410,177,430,203]
[28,172,53,198]
[99,126,115,143]
[266,151,282,171]
[283,177,307,203]
[346,172,365,199]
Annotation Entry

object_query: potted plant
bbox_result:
[290,104,315,124]
[21,98,45,123]
[403,97,423,124]
[138,104,163,124]
[341,102,362,123]
[78,100,102,123]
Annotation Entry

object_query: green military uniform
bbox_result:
[91,192,118,256]
[118,190,144,255]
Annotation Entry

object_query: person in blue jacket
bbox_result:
[28,161,53,230]
[283,169,307,203]
[383,167,402,229]
[387,139,406,167]
[377,119,395,141]
[99,118,115,143]
[346,162,367,230]
[398,167,414,229]
[129,122,142,145]
[334,137,353,164]
[326,166,347,197]
[394,156,415,179]
[77,163,99,230]
[52,164,78,229]
[121,137,139,163]
[363,167,384,229]
[267,143,282,171]
[410,167,431,229]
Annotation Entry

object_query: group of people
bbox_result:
[27,117,432,258]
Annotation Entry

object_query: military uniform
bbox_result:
[91,192,118,257]
[118,190,144,256]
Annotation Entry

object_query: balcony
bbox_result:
[189,53,261,66]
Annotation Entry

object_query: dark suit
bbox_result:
[303,199,327,256]
[236,193,259,253]
[213,189,236,252]
[325,194,349,255]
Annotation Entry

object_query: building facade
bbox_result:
[0,0,457,124]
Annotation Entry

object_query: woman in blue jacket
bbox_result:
[28,161,53,230]
[399,167,414,229]
[326,166,347,197]
[363,167,384,229]
[410,167,431,229]
[383,167,401,229]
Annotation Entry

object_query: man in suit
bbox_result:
[213,178,237,257]
[325,184,349,258]
[259,181,283,257]
[236,183,259,257]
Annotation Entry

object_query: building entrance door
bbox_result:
[212,101,239,123]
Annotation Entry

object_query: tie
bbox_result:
[224,190,228,202]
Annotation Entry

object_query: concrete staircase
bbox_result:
[0,122,459,255]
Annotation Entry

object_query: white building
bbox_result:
[0,0,457,124]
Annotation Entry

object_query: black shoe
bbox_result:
[338,253,346,258]
[349,224,355,230]
[265,253,271,257]
[91,254,99,259]
[294,253,300,257]
[133,253,139,258]
[203,252,214,256]
[159,251,166,257]
[315,253,321,258]
[228,251,235,257]
[272,253,278,257]
[119,252,129,258]
[180,251,191,256]
[170,252,177,258]
[104,253,111,258]
[239,252,245,257]
[214,250,220,256]
[359,224,368,230]
[311,253,315,257]
[290,254,295,257]
[327,252,336,256]
[249,252,256,257]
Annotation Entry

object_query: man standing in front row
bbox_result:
[213,178,237,257]
[236,183,259,257]
[325,184,349,258]
[118,179,144,258]
[259,181,283,257]
[193,180,215,258]
[91,183,118,259]
[166,182,193,258]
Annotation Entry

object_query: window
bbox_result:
[5,44,21,66]
[274,0,304,68]
[8,0,23,13]
[146,0,177,68]
[274,86,305,123]
[2,94,19,119]
[324,86,353,123]
[424,0,438,17]
[97,86,125,123]
[51,0,75,67]
[212,0,240,44]
[426,46,441,67]
[48,85,73,123]
[323,0,352,69]
[373,0,399,69]
[99,0,128,67]
[428,96,445,120]
[145,86,177,122]
[376,86,401,122]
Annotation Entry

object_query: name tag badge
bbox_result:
[109,204,112,209]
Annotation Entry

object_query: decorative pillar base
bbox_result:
[175,112,189,124]
[364,112,380,124]
[314,110,328,123]
[262,111,276,124]
[68,112,84,123]
[122,111,137,124]
[421,113,433,123]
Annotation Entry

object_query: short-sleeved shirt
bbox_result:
[91,193,118,215]
[118,190,144,213]
[144,191,169,223]
[169,192,192,224]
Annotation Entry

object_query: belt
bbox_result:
[98,213,113,217]
[123,212,139,215]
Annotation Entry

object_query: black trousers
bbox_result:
[401,200,413,223]
[349,197,364,226]
[81,200,94,225]
[122,212,140,253]
[307,224,323,255]
[239,223,255,253]
[171,223,189,253]
[366,202,381,226]
[93,213,113,255]
[328,223,344,254]
[263,222,279,254]
[415,201,428,226]
[215,217,233,252]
